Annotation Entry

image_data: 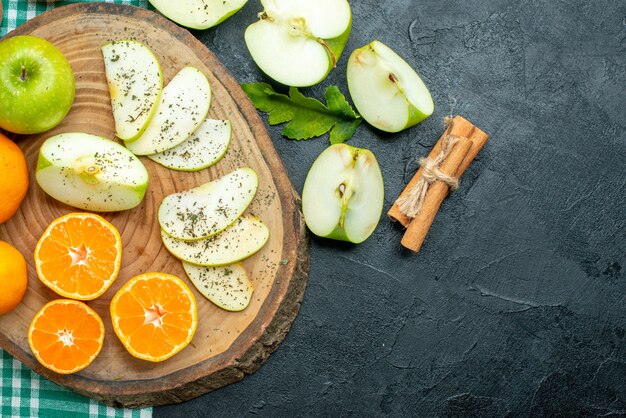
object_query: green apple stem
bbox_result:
[20,65,28,81]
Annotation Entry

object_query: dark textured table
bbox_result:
[156,1,626,416]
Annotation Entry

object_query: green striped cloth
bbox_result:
[1,1,156,412]
[1,0,152,37]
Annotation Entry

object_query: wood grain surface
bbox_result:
[0,3,309,408]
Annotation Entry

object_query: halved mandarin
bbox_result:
[110,272,198,362]
[34,213,122,300]
[28,299,105,374]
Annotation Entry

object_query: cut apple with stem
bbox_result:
[147,119,231,171]
[245,0,352,87]
[125,66,211,155]
[183,262,253,312]
[347,40,434,133]
[159,167,258,240]
[302,143,384,244]
[36,133,149,212]
[148,0,248,30]
[161,215,269,266]
[102,40,163,142]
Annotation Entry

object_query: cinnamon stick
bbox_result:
[388,116,489,227]
[400,137,473,252]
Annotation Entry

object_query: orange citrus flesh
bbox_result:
[110,272,198,362]
[28,299,105,374]
[0,133,28,224]
[34,213,122,300]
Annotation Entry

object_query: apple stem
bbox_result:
[317,39,337,68]
[20,65,27,81]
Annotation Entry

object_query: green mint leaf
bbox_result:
[241,82,361,143]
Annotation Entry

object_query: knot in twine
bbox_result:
[397,117,462,219]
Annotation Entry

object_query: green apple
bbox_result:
[149,0,248,30]
[0,35,75,134]
[244,0,352,87]
[183,262,254,312]
[102,40,163,142]
[36,133,149,212]
[347,40,434,133]
[161,215,269,266]
[159,167,258,240]
[147,119,231,171]
[302,143,384,244]
[125,66,211,155]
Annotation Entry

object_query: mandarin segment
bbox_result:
[110,272,198,362]
[34,213,122,300]
[28,299,105,374]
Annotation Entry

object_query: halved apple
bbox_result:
[36,133,149,212]
[147,119,231,171]
[159,167,258,240]
[347,40,434,132]
[183,262,254,312]
[302,143,384,244]
[102,40,163,142]
[125,66,211,155]
[245,0,352,87]
[161,215,269,266]
[149,0,248,30]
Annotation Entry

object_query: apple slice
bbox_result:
[36,133,149,212]
[161,215,269,266]
[183,262,253,312]
[245,0,352,87]
[147,119,231,171]
[159,167,258,240]
[125,66,211,155]
[102,40,163,142]
[302,144,384,244]
[347,40,434,133]
[148,0,248,30]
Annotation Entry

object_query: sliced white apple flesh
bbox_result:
[147,119,231,171]
[245,0,352,87]
[347,40,434,133]
[161,215,269,266]
[36,133,149,212]
[302,143,384,244]
[149,0,248,30]
[102,40,163,142]
[125,66,211,155]
[183,262,253,312]
[159,167,258,240]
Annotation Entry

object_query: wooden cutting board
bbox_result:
[0,3,309,408]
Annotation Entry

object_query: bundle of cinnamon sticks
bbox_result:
[388,116,489,253]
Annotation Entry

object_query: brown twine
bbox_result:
[397,117,462,219]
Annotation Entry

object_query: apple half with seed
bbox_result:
[148,119,231,171]
[102,40,163,142]
[125,66,211,156]
[159,167,258,240]
[347,40,434,133]
[245,0,352,87]
[302,144,384,244]
[149,0,248,30]
[183,262,254,312]
[36,133,149,212]
[161,215,269,266]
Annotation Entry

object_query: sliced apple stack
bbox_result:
[102,41,231,171]
[159,167,268,311]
